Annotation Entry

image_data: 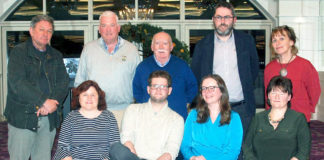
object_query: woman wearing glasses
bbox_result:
[264,25,321,123]
[243,76,310,160]
[180,74,243,160]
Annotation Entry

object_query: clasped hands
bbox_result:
[36,99,59,116]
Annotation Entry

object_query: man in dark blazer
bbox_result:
[191,1,259,143]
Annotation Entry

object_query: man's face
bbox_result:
[213,7,237,37]
[151,32,173,65]
[99,15,120,45]
[29,20,53,50]
[147,77,172,103]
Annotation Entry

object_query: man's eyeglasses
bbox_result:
[150,84,169,90]
[213,16,234,21]
[201,86,219,92]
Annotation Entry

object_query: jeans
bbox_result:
[8,116,56,160]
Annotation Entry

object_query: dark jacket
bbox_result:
[5,38,69,132]
[191,29,259,115]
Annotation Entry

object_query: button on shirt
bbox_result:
[213,31,244,102]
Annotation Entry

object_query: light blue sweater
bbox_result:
[181,109,243,160]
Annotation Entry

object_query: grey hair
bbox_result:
[30,15,54,30]
[99,11,119,24]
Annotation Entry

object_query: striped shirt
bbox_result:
[53,110,120,160]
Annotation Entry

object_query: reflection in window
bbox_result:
[7,30,84,58]
[6,0,43,21]
[142,0,179,20]
[93,0,134,20]
[47,0,88,20]
[189,29,266,108]
[185,0,266,20]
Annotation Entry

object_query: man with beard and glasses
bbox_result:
[191,2,259,159]
[110,70,184,160]
[132,32,198,120]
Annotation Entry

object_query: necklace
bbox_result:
[268,113,284,124]
[278,55,294,77]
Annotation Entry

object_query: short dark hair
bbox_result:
[270,25,298,57]
[30,15,54,30]
[214,1,236,17]
[266,76,293,107]
[71,80,107,110]
[196,74,231,125]
[148,70,172,87]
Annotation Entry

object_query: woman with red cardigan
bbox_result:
[264,25,321,122]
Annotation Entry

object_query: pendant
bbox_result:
[280,68,288,77]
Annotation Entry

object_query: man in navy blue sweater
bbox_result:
[132,32,198,119]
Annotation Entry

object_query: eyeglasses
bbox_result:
[270,90,287,96]
[150,84,169,90]
[201,86,219,92]
[213,16,234,21]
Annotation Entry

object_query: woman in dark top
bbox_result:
[243,76,310,160]
[53,80,120,160]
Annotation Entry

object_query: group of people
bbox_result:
[4,1,321,160]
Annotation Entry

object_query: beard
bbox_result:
[215,23,234,37]
[150,95,168,103]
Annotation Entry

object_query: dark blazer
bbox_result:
[191,29,259,115]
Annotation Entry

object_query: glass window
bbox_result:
[141,0,180,20]
[189,29,266,108]
[185,0,266,20]
[47,0,88,20]
[7,30,84,58]
[6,0,43,21]
[51,31,84,58]
[93,0,135,20]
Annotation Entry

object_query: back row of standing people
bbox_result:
[4,1,321,160]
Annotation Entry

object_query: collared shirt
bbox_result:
[153,54,171,67]
[100,36,123,55]
[121,99,184,160]
[213,31,244,102]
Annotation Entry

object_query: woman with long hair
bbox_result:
[181,74,243,160]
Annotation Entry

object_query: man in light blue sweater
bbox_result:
[75,11,140,129]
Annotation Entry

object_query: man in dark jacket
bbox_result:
[5,15,69,160]
[191,2,259,160]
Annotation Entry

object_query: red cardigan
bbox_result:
[264,56,321,121]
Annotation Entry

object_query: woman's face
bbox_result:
[201,78,222,105]
[271,31,294,56]
[268,87,291,109]
[79,86,99,111]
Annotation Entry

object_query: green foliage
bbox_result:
[120,23,191,64]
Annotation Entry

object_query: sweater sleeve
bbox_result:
[180,110,197,159]
[104,111,120,160]
[163,115,184,160]
[303,62,321,113]
[132,65,145,103]
[74,45,89,87]
[243,116,258,160]
[53,113,73,160]
[222,112,243,160]
[294,114,311,160]
[184,65,198,104]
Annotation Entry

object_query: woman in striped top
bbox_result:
[54,80,120,160]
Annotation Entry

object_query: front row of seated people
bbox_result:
[54,70,311,160]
